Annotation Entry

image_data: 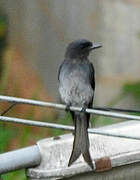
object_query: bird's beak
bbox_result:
[90,43,102,50]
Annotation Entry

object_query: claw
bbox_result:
[81,106,87,113]
[65,104,71,112]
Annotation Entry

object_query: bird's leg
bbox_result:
[65,103,71,112]
[81,104,88,113]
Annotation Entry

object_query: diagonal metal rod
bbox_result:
[1,102,17,116]
[0,115,140,140]
[0,95,140,121]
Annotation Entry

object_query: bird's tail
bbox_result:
[68,113,93,169]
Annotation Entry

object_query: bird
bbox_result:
[58,39,102,169]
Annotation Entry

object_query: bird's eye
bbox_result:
[80,42,92,49]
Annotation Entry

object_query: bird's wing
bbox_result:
[58,60,65,81]
[89,62,95,91]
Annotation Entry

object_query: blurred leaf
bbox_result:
[0,15,8,38]
[122,82,140,100]
[0,125,14,152]
[2,169,26,180]
[0,50,11,93]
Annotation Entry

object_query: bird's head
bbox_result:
[65,39,102,59]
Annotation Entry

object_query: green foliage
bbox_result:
[122,82,140,102]
[0,12,8,76]
[0,52,11,93]
[0,125,13,152]
[2,170,26,180]
[0,13,8,52]
[0,13,8,38]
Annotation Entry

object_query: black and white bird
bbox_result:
[58,39,102,169]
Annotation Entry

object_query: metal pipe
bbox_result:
[0,95,140,121]
[1,116,140,140]
[94,107,140,114]
[0,115,74,131]
[0,145,41,174]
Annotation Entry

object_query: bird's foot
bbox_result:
[81,106,87,113]
[65,104,71,112]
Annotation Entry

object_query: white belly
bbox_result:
[59,77,93,106]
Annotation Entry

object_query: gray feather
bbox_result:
[68,113,93,169]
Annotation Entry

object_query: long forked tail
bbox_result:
[68,113,93,169]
